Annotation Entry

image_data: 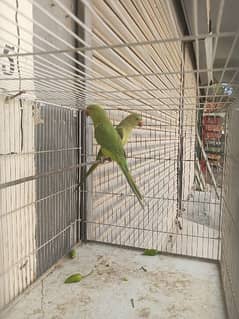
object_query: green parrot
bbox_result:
[85,104,144,208]
[85,112,143,180]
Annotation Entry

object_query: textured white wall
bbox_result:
[0,96,36,308]
[0,0,36,309]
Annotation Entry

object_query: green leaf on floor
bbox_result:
[64,273,82,283]
[143,249,159,256]
[68,249,77,259]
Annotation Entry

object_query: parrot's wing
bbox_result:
[116,126,129,146]
[116,126,124,140]
[116,121,134,146]
[82,120,123,185]
[95,123,124,158]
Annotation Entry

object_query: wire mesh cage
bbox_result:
[0,0,238,318]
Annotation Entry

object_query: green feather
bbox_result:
[64,273,82,283]
[68,249,77,259]
[143,249,159,256]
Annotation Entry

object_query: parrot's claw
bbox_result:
[99,157,111,164]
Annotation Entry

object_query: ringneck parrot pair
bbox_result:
[85,111,143,179]
[85,104,144,208]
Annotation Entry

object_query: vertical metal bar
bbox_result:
[80,110,87,242]
[75,1,93,243]
[176,42,185,229]
[218,110,228,260]
[74,0,86,242]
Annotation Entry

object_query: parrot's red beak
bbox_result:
[138,120,143,127]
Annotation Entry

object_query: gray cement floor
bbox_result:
[3,243,226,319]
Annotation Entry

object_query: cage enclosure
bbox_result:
[0,0,238,318]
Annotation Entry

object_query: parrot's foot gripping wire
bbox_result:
[100,157,112,164]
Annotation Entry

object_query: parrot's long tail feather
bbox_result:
[85,162,99,180]
[78,163,98,188]
[119,161,144,208]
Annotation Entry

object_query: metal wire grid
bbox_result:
[86,109,178,247]
[85,107,222,259]
[34,104,80,275]
[0,100,80,308]
[81,0,226,260]
[0,0,238,313]
[0,0,237,108]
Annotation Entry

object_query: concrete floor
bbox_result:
[3,243,226,319]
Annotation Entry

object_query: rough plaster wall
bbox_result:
[0,0,34,94]
[0,0,35,309]
[0,96,36,309]
[0,0,78,309]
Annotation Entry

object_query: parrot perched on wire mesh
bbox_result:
[85,104,144,208]
[84,112,143,180]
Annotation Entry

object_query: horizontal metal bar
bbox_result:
[0,147,81,157]
[3,66,238,82]
[84,220,220,240]
[0,160,100,189]
[87,241,220,263]
[87,66,239,82]
[0,31,237,59]
[83,189,220,205]
[1,184,78,219]
[0,220,79,277]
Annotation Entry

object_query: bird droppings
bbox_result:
[4,243,226,319]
